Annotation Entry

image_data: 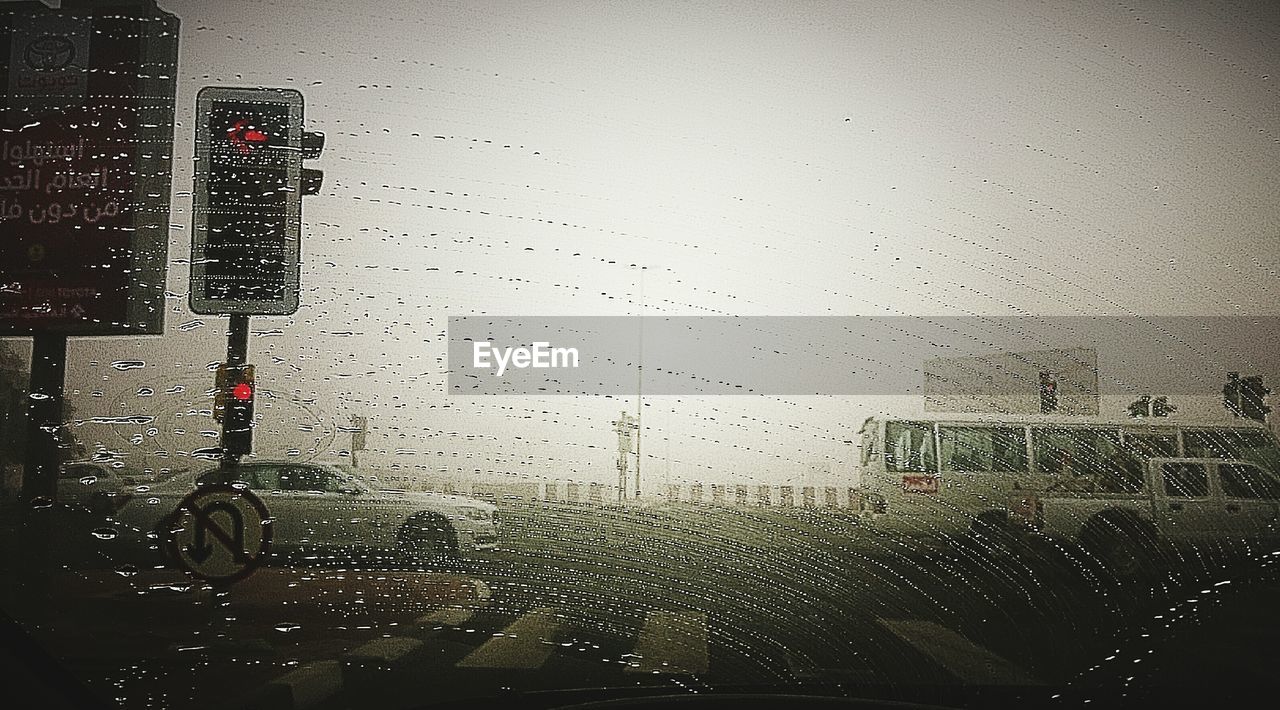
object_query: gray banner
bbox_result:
[447,316,1279,396]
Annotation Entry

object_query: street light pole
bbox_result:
[635,267,643,499]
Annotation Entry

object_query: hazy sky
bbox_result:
[15,0,1279,485]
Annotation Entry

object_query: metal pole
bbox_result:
[222,314,250,472]
[21,332,67,612]
[22,333,67,505]
[635,268,643,499]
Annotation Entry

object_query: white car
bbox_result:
[57,460,155,514]
[114,460,499,562]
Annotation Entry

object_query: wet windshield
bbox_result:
[1,1,1279,709]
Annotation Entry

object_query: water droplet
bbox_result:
[275,622,301,633]
[115,564,139,577]
[91,527,119,540]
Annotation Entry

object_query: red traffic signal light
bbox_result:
[226,119,270,154]
[231,382,253,401]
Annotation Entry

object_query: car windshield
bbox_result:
[2,1,1279,709]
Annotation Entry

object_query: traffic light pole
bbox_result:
[222,314,250,470]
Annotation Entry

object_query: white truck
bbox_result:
[1005,457,1280,576]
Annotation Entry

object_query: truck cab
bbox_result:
[1007,457,1280,575]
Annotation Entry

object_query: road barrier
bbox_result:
[659,483,866,510]
[411,479,867,511]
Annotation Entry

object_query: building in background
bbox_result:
[924,347,1100,416]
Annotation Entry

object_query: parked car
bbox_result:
[56,460,154,514]
[113,460,499,563]
[1005,457,1280,576]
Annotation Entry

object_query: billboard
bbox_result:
[0,1,178,335]
[924,347,1100,415]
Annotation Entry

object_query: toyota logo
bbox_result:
[24,35,76,71]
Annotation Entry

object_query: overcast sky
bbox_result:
[13,0,1278,485]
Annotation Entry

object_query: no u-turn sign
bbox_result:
[164,484,272,584]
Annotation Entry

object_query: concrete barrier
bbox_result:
[757,485,772,507]
[587,482,605,505]
[411,478,865,512]
[470,481,540,502]
[801,486,816,508]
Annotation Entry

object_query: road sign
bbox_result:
[0,1,178,335]
[189,87,323,315]
[164,484,271,584]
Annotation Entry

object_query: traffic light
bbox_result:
[1150,396,1176,417]
[1225,372,1270,422]
[1127,395,1151,418]
[189,87,324,315]
[1240,376,1272,423]
[1224,372,1241,416]
[1038,371,1058,413]
[221,364,255,456]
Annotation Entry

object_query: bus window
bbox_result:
[1032,427,1121,478]
[938,426,1027,472]
[1183,429,1280,473]
[1122,431,1178,459]
[885,421,936,473]
[1033,428,1080,476]
[1094,430,1144,492]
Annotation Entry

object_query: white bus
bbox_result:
[855,413,1280,538]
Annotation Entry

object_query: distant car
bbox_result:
[57,460,154,514]
[113,460,499,562]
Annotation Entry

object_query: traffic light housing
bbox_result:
[1224,372,1241,416]
[1225,372,1271,422]
[1240,376,1272,423]
[1127,395,1151,418]
[1038,371,1058,414]
[190,87,323,315]
[221,364,255,456]
[1150,396,1176,417]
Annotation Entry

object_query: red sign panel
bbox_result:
[0,6,177,335]
[902,474,941,494]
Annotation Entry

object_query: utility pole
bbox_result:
[350,415,367,469]
[613,411,635,502]
[635,267,644,499]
